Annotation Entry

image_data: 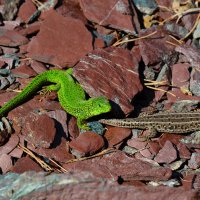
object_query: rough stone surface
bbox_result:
[29,137,74,163]
[0,134,19,155]
[79,0,138,33]
[27,10,93,66]
[104,126,132,147]
[0,28,29,47]
[154,141,177,164]
[23,114,56,148]
[11,157,43,173]
[0,154,12,174]
[0,171,198,200]
[69,132,105,157]
[64,151,172,181]
[73,46,143,114]
[11,64,37,78]
[139,26,176,65]
[17,0,37,23]
[177,142,191,159]
[188,153,200,169]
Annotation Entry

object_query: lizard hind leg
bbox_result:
[39,83,61,96]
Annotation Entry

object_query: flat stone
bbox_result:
[73,46,143,114]
[175,44,200,68]
[138,26,175,66]
[0,154,12,174]
[177,142,191,159]
[104,126,132,147]
[0,171,198,200]
[30,60,47,74]
[127,138,148,150]
[182,174,195,190]
[0,134,19,155]
[79,0,138,33]
[171,63,190,88]
[47,110,68,137]
[11,64,37,78]
[64,151,172,181]
[193,174,200,190]
[17,0,37,23]
[23,114,56,148]
[11,156,43,173]
[188,153,200,169]
[27,10,93,66]
[154,141,177,164]
[69,132,105,157]
[159,133,183,147]
[68,116,79,139]
[19,22,41,36]
[29,137,74,163]
[148,141,161,156]
[0,28,29,47]
[190,68,200,96]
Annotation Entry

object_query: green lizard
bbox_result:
[0,68,111,130]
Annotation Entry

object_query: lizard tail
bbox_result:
[0,72,49,117]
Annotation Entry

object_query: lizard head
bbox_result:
[89,96,111,116]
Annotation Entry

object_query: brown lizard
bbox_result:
[99,111,200,138]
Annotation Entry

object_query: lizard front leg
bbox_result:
[77,118,90,130]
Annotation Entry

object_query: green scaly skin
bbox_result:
[0,69,111,130]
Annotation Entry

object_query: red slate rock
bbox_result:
[127,138,148,150]
[19,22,41,36]
[68,117,79,139]
[0,28,29,47]
[69,132,105,157]
[56,0,86,23]
[9,134,25,158]
[182,174,196,190]
[0,134,19,155]
[0,154,12,174]
[167,89,200,104]
[47,110,68,137]
[159,133,184,147]
[177,142,191,159]
[128,138,154,159]
[8,172,197,200]
[154,141,177,164]
[64,151,172,181]
[30,60,47,74]
[23,114,56,148]
[73,47,143,114]
[193,173,200,190]
[104,126,132,147]
[148,141,161,156]
[29,137,74,163]
[17,0,37,23]
[79,0,138,33]
[171,63,190,88]
[11,64,37,78]
[1,46,18,54]
[138,26,176,66]
[19,44,28,54]
[11,156,43,173]
[27,10,93,67]
[188,153,200,169]
[0,60,5,68]
[175,44,200,68]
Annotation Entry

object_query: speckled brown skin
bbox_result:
[0,69,111,130]
[99,111,200,136]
